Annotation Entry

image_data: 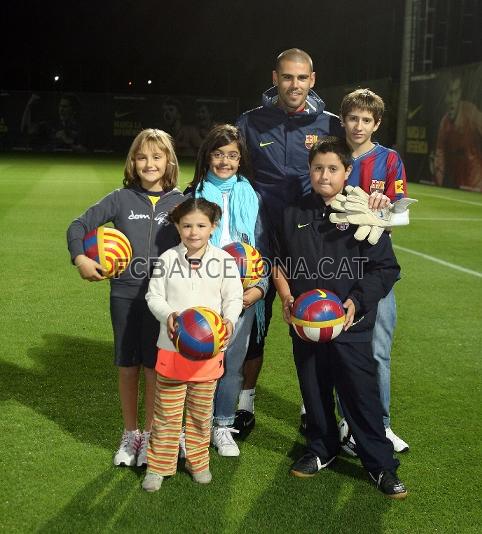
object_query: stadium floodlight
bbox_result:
[54,75,60,82]
[147,80,152,85]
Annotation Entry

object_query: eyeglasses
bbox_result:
[211,151,240,161]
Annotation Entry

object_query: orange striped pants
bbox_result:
[147,375,216,476]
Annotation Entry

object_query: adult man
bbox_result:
[235,49,343,433]
[433,76,482,192]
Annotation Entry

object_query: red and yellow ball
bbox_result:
[222,241,264,289]
[83,226,132,278]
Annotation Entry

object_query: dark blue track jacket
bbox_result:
[237,86,343,229]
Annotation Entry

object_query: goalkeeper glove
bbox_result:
[330,186,418,245]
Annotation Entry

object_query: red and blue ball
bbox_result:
[173,306,227,361]
[291,289,345,342]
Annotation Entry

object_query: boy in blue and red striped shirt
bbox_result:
[342,89,408,203]
[338,88,410,454]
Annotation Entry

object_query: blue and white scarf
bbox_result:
[195,171,258,247]
[196,171,265,339]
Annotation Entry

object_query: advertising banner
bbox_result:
[405,62,482,192]
[0,91,239,156]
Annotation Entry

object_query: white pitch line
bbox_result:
[393,244,482,278]
[413,191,482,207]
[411,217,482,221]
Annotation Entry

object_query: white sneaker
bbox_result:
[136,431,150,467]
[338,418,358,457]
[114,430,140,466]
[212,426,240,457]
[190,469,212,484]
[385,427,409,453]
[179,429,186,459]
[142,472,163,492]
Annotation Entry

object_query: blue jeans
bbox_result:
[213,305,256,426]
[372,288,397,428]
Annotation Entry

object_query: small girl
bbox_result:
[67,129,184,468]
[188,124,269,457]
[143,198,243,491]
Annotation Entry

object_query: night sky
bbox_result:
[2,0,404,101]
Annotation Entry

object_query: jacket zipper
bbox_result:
[140,189,177,276]
[146,202,155,263]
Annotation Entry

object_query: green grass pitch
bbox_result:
[0,153,481,533]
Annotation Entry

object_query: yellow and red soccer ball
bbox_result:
[83,227,132,278]
[222,241,264,289]
[290,289,346,342]
[173,306,228,361]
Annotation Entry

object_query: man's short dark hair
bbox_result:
[275,48,313,73]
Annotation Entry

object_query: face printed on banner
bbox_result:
[446,78,462,121]
[134,143,167,191]
[209,141,241,180]
[273,59,315,113]
[162,102,182,127]
[310,151,352,204]
[196,104,212,127]
[58,97,74,122]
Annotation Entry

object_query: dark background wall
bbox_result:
[1,0,405,101]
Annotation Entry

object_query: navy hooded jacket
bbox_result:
[237,86,343,229]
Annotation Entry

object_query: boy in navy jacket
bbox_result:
[273,136,408,499]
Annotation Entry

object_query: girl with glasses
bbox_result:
[187,124,270,457]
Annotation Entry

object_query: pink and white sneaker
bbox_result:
[136,431,151,467]
[113,429,140,466]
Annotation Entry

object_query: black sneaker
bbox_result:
[299,413,307,435]
[290,453,336,478]
[370,470,408,499]
[233,410,255,439]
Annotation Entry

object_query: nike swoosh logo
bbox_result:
[408,105,422,120]
[114,111,133,119]
[297,223,310,228]
[259,141,274,147]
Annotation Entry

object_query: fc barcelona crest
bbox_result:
[305,134,318,150]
